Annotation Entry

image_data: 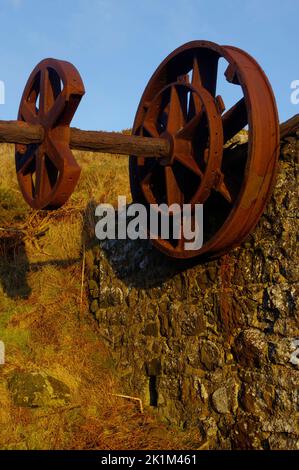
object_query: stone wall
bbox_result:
[88,134,299,449]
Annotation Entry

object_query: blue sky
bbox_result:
[0,0,297,131]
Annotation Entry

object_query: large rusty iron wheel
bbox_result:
[129,41,280,259]
[15,59,85,209]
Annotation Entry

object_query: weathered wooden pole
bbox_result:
[0,114,298,157]
[0,120,170,158]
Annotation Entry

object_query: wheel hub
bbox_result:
[138,81,224,207]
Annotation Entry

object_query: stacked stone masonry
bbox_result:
[88,133,299,450]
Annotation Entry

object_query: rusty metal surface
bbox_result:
[130,40,280,259]
[15,58,85,209]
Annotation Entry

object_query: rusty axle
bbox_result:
[0,120,170,158]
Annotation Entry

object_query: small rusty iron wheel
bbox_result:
[129,40,280,259]
[137,80,224,207]
[15,59,85,209]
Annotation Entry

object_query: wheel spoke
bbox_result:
[16,152,35,175]
[45,92,67,128]
[188,55,202,119]
[165,166,183,206]
[142,121,159,137]
[191,55,202,89]
[45,137,66,171]
[215,95,226,114]
[176,109,204,140]
[141,160,158,185]
[217,181,232,203]
[217,171,240,204]
[196,51,219,97]
[35,151,51,200]
[166,86,186,134]
[222,97,247,143]
[20,101,37,124]
[174,153,203,177]
[188,90,202,120]
[39,67,51,117]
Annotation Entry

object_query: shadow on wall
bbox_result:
[96,206,210,289]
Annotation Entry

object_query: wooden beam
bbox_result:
[0,120,169,158]
[69,127,170,157]
[0,120,44,145]
[0,114,298,156]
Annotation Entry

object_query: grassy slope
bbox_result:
[0,144,200,450]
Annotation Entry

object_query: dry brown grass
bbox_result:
[0,143,200,450]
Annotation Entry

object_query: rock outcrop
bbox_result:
[8,371,71,408]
